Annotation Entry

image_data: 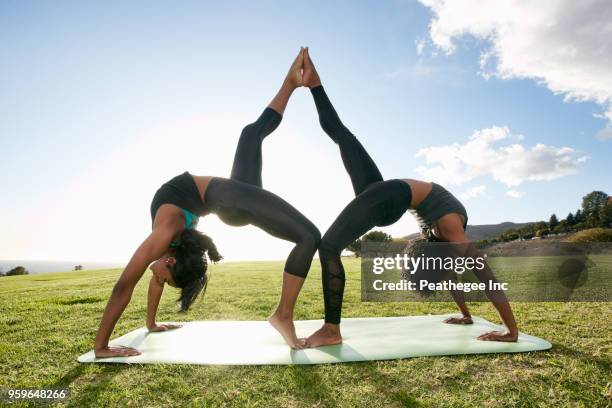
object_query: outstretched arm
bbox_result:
[466,244,518,341]
[146,276,165,329]
[438,215,518,342]
[93,226,175,357]
[146,274,183,332]
[445,273,473,325]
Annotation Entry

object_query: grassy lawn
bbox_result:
[0,258,610,407]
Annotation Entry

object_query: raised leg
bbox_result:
[229,48,304,187]
[229,108,282,187]
[304,48,383,194]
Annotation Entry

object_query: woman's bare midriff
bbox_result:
[191,175,215,204]
[401,178,432,209]
[401,178,466,235]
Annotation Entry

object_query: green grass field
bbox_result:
[0,258,610,407]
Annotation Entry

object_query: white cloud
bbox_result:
[458,185,486,200]
[414,126,588,187]
[595,127,612,140]
[506,189,526,198]
[415,38,426,56]
[418,0,612,136]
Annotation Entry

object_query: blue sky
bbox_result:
[1,1,611,262]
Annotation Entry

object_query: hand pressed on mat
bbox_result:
[94,345,141,358]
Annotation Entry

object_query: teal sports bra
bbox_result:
[182,208,199,229]
[170,208,199,248]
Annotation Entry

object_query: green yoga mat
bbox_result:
[77,314,551,365]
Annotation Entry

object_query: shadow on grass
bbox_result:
[349,362,426,408]
[53,296,105,305]
[551,343,611,371]
[287,365,335,405]
[49,363,128,408]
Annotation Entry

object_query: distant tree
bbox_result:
[599,202,612,228]
[582,191,608,214]
[554,220,569,234]
[573,222,586,231]
[502,231,519,241]
[582,191,608,227]
[586,214,599,228]
[346,240,361,257]
[347,230,393,257]
[490,192,609,242]
[0,269,5,277]
[549,214,559,230]
[6,266,28,276]
[501,228,516,242]
[518,224,535,239]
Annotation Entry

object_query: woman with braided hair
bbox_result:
[93,48,320,357]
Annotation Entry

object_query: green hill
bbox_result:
[404,221,532,241]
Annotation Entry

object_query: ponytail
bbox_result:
[178,229,223,263]
[171,229,223,311]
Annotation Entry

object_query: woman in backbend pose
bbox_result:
[300,48,519,347]
[93,48,320,357]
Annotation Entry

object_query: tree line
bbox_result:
[485,190,611,244]
[0,266,29,276]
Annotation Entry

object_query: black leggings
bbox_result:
[205,108,321,278]
[311,86,412,323]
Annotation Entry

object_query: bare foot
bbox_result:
[268,313,306,349]
[443,315,473,325]
[477,330,518,342]
[302,47,322,89]
[306,323,342,347]
[284,47,305,89]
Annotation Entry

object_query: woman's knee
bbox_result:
[320,119,351,143]
[284,227,320,278]
[299,225,321,254]
[319,236,341,260]
[238,122,262,144]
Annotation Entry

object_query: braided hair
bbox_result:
[400,238,454,297]
[170,229,222,312]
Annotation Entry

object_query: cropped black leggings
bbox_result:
[205,108,321,278]
[311,86,412,323]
